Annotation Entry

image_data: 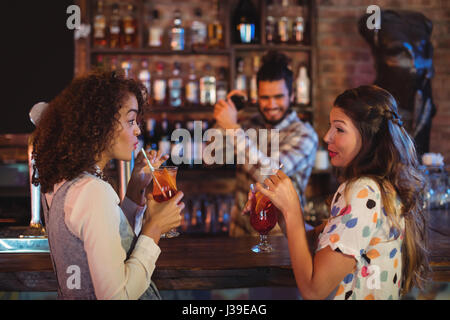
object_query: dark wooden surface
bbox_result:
[0,222,448,292]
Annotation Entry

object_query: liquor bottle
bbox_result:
[168,62,183,108]
[249,56,260,105]
[121,3,138,48]
[158,115,172,165]
[216,67,228,102]
[292,16,304,44]
[186,120,195,168]
[121,59,133,79]
[235,58,247,92]
[278,16,289,43]
[169,9,185,51]
[144,118,158,152]
[232,0,259,44]
[93,0,107,48]
[185,63,199,107]
[153,62,167,106]
[109,3,121,49]
[295,66,310,105]
[138,59,151,102]
[208,0,224,49]
[171,121,185,168]
[199,64,216,107]
[190,8,207,50]
[147,9,164,48]
[265,15,275,44]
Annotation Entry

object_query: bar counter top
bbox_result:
[0,218,448,292]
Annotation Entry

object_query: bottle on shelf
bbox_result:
[168,62,183,108]
[138,59,151,102]
[208,0,224,49]
[235,57,247,92]
[93,0,107,48]
[171,121,185,169]
[185,62,199,107]
[292,16,304,44]
[232,0,259,44]
[158,115,172,165]
[153,62,167,106]
[121,3,138,49]
[169,9,185,51]
[277,15,289,43]
[216,67,228,102]
[190,8,207,50]
[147,9,164,48]
[249,55,260,105]
[144,118,158,152]
[265,15,276,44]
[121,59,133,79]
[186,120,195,168]
[199,64,216,107]
[295,65,310,105]
[109,3,122,49]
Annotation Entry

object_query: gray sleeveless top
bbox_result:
[42,175,161,300]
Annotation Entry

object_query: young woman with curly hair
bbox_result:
[32,70,184,299]
[246,85,430,299]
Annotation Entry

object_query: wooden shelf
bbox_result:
[91,48,231,56]
[232,44,312,52]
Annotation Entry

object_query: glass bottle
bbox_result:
[168,62,183,108]
[186,63,199,107]
[169,9,185,51]
[232,0,259,44]
[249,55,260,105]
[109,3,121,48]
[208,0,224,49]
[265,15,275,44]
[278,16,289,43]
[216,67,228,102]
[145,118,158,152]
[153,62,167,106]
[291,16,304,44]
[121,59,133,79]
[93,0,107,48]
[158,115,172,165]
[138,59,151,102]
[235,57,247,92]
[147,9,164,48]
[199,64,216,107]
[121,3,138,48]
[190,8,207,50]
[295,66,310,105]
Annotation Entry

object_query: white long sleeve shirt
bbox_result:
[45,173,160,299]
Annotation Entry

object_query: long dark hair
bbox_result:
[334,85,430,295]
[32,70,146,193]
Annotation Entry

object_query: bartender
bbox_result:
[213,50,318,237]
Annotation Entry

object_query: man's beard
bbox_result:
[258,104,292,126]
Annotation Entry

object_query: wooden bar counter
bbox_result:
[0,220,448,292]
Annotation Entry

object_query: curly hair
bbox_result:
[333,85,430,295]
[32,70,147,193]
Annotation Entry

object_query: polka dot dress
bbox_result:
[317,177,405,300]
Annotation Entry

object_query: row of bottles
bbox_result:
[93,0,224,50]
[178,194,233,234]
[232,0,309,44]
[96,55,228,108]
[142,117,236,171]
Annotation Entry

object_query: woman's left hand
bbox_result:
[126,149,169,206]
[255,170,302,221]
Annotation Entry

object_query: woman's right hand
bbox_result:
[141,191,184,244]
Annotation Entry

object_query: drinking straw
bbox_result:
[141,149,168,199]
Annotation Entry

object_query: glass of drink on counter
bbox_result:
[152,166,180,238]
[249,186,279,253]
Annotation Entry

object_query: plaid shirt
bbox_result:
[222,110,319,236]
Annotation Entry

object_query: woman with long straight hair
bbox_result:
[249,85,430,299]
